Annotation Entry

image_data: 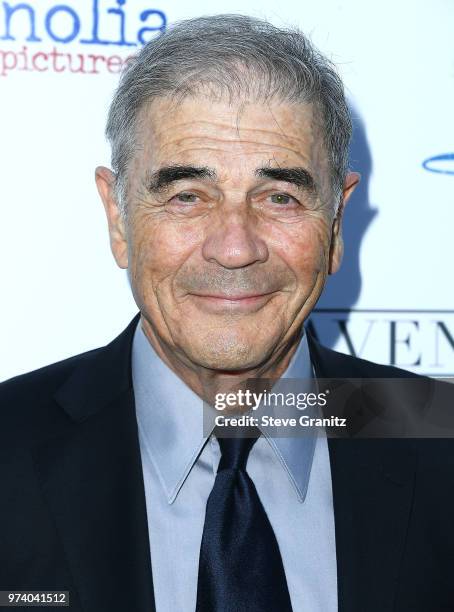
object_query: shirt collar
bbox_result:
[132,320,316,504]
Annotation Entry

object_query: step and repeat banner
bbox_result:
[1,0,453,381]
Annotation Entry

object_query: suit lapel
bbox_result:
[32,315,155,612]
[307,334,417,612]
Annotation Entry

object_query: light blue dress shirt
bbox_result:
[132,321,337,612]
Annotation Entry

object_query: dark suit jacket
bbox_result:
[1,314,454,612]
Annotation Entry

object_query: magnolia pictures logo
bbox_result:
[0,0,167,76]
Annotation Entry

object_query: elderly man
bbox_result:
[1,13,454,612]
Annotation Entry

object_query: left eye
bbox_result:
[269,193,297,205]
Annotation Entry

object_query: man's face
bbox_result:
[98,95,357,371]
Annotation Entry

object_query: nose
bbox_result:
[201,206,269,269]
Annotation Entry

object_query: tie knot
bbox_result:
[216,426,260,472]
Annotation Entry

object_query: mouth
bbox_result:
[189,291,278,313]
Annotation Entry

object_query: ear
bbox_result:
[95,166,128,269]
[328,171,360,274]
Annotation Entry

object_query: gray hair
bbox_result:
[105,13,352,215]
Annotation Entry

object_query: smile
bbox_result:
[190,292,277,313]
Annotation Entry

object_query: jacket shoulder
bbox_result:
[0,347,104,446]
[0,347,102,399]
[0,315,139,448]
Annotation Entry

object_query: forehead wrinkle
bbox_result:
[146,115,316,145]
[266,103,288,140]
[140,96,321,150]
[154,126,315,148]
[155,139,315,163]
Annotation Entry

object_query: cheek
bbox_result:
[127,217,202,299]
[269,216,332,285]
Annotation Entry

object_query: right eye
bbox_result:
[170,192,199,204]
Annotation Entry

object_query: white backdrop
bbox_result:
[1,0,453,381]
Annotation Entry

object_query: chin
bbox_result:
[185,334,269,372]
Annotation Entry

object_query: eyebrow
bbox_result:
[147,165,217,192]
[146,164,316,193]
[255,167,316,192]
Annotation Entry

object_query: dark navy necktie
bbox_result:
[196,427,293,612]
